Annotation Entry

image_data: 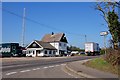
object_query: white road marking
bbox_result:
[55,65,60,67]
[6,72,17,75]
[20,70,31,73]
[32,68,40,70]
[48,66,54,68]
[32,68,37,70]
[61,64,66,66]
[43,67,48,69]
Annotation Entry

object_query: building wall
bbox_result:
[59,42,67,51]
[50,42,67,56]
[26,48,42,57]
[37,50,44,57]
[26,48,56,57]
[43,49,56,57]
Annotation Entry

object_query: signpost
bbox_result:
[100,31,108,56]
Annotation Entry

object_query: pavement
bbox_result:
[1,56,68,62]
[65,59,119,78]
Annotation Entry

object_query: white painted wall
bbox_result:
[26,48,56,57]
[37,50,44,57]
[50,42,67,55]
[50,42,59,49]
[26,48,43,57]
[43,49,56,57]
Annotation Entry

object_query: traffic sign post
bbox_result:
[100,31,108,56]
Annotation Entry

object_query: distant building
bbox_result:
[26,33,68,57]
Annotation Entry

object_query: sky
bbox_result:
[2,2,112,49]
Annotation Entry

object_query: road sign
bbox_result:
[100,31,108,36]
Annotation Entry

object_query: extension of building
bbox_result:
[26,33,68,57]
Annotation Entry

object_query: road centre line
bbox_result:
[48,66,54,68]
[61,64,66,66]
[55,65,60,67]
[6,72,17,75]
[6,64,63,76]
[32,68,38,70]
[43,66,48,69]
[20,70,31,73]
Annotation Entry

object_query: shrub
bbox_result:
[100,49,105,55]
[104,48,120,66]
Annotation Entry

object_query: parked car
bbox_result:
[79,52,85,55]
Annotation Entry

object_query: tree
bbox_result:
[95,2,120,49]
[67,45,81,52]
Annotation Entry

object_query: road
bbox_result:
[2,56,98,78]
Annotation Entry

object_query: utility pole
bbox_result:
[104,35,107,54]
[21,8,26,47]
[85,35,87,42]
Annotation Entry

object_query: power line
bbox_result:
[2,7,89,45]
[2,8,61,31]
[2,7,86,37]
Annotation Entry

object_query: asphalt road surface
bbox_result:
[2,56,98,78]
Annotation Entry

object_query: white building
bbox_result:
[41,33,68,56]
[26,40,56,57]
[26,33,68,57]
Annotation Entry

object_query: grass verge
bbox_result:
[84,57,119,75]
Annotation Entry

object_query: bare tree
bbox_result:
[95,2,120,49]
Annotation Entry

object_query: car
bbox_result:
[79,52,85,55]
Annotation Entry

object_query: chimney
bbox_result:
[52,32,54,35]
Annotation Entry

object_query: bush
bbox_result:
[104,48,120,66]
[100,49,105,55]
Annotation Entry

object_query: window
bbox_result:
[45,50,47,54]
[12,46,16,49]
[29,51,31,53]
[64,44,66,47]
[59,43,61,46]
[32,43,37,47]
[53,51,56,54]
[49,51,51,54]
[33,51,34,54]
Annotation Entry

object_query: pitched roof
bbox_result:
[41,33,68,43]
[35,40,56,50]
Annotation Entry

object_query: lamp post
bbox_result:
[100,31,108,56]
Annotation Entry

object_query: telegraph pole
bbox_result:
[21,8,26,47]
[85,35,87,42]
